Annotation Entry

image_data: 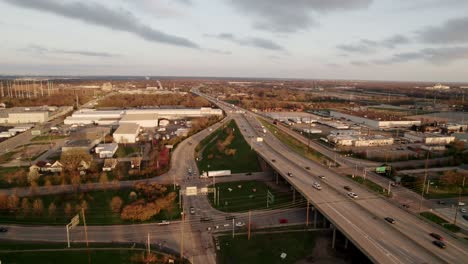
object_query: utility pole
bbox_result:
[180,211,185,262]
[388,181,391,196]
[82,208,89,247]
[306,200,310,227]
[232,218,235,238]
[454,176,466,225]
[419,154,429,212]
[217,187,220,206]
[248,211,251,240]
[426,178,431,194]
[147,233,151,256]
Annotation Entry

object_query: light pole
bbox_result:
[454,175,466,225]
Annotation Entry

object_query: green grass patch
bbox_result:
[115,145,141,158]
[208,180,296,212]
[0,186,181,225]
[420,212,461,233]
[259,118,334,166]
[197,120,260,174]
[32,135,68,141]
[218,231,316,264]
[346,175,391,197]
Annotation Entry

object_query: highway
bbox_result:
[198,91,468,264]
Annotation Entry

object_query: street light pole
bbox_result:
[454,176,466,225]
[419,154,429,213]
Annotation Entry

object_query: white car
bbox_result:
[347,192,358,199]
[235,222,246,227]
[313,182,322,190]
[157,220,170,225]
[461,208,467,213]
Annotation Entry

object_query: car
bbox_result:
[0,227,8,232]
[432,240,446,249]
[245,172,252,175]
[200,217,212,222]
[344,186,352,191]
[402,204,410,209]
[279,219,288,224]
[287,172,293,177]
[158,220,170,225]
[305,166,311,170]
[460,208,467,213]
[235,222,246,227]
[347,192,358,199]
[225,215,236,220]
[313,182,322,190]
[271,159,276,162]
[190,206,196,215]
[462,215,468,221]
[390,182,397,187]
[318,175,325,179]
[429,233,444,241]
[384,217,395,224]
[223,223,230,227]
[459,201,466,206]
[437,200,446,205]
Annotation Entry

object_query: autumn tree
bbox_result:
[441,171,466,186]
[32,199,44,216]
[7,194,19,210]
[60,150,93,179]
[48,202,57,219]
[110,196,123,213]
[64,202,72,218]
[21,198,31,215]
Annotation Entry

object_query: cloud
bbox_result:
[226,0,373,33]
[418,16,468,44]
[337,34,410,54]
[374,46,468,65]
[3,0,199,48]
[350,60,368,66]
[21,44,119,58]
[207,33,285,51]
[205,48,232,55]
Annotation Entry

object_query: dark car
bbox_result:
[402,204,410,209]
[0,227,8,232]
[272,159,276,162]
[279,219,288,224]
[463,215,468,221]
[432,240,446,249]
[287,172,293,177]
[305,166,311,170]
[430,233,444,241]
[225,215,236,220]
[200,217,213,222]
[438,200,446,205]
[384,217,395,224]
[344,186,352,191]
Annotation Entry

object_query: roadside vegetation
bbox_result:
[400,170,467,199]
[218,231,316,264]
[420,212,461,233]
[0,242,183,264]
[208,180,296,212]
[197,120,260,174]
[0,183,181,225]
[346,175,391,197]
[98,93,209,108]
[259,118,334,166]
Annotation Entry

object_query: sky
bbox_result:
[0,0,468,82]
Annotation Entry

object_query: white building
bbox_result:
[95,143,119,158]
[317,120,350,129]
[330,110,420,129]
[159,119,170,127]
[327,134,394,147]
[119,113,158,128]
[113,123,140,144]
[175,128,190,137]
[330,130,361,136]
[404,132,455,145]
[426,83,450,90]
[0,107,50,124]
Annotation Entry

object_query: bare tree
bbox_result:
[32,198,44,216]
[21,198,31,215]
[48,202,57,219]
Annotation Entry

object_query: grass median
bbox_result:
[420,212,461,233]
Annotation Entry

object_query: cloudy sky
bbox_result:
[0,0,468,81]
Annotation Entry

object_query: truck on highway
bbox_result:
[200,170,231,178]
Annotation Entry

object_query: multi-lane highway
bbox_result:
[198,90,468,264]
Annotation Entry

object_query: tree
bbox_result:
[0,194,8,210]
[48,202,57,218]
[71,174,81,191]
[7,194,19,210]
[60,149,93,173]
[64,202,72,218]
[441,170,466,186]
[32,199,44,216]
[80,200,89,212]
[21,198,31,215]
[99,172,109,185]
[110,196,123,213]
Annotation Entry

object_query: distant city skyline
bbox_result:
[1,0,468,82]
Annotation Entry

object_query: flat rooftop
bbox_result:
[333,109,413,121]
[121,113,158,121]
[114,123,140,134]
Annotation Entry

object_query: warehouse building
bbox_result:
[0,107,50,124]
[330,110,421,129]
[119,113,158,128]
[327,134,394,147]
[404,132,455,145]
[95,143,119,158]
[113,123,141,144]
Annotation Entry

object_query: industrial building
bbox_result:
[113,123,141,144]
[0,107,49,124]
[327,134,394,147]
[330,110,421,129]
[404,132,455,145]
[95,143,119,158]
[64,107,222,126]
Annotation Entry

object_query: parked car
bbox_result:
[432,240,446,249]
[429,233,444,241]
[190,206,195,215]
[347,192,358,199]
[313,182,322,190]
[462,215,468,221]
[384,217,395,224]
[460,208,467,213]
[344,186,352,191]
[279,219,288,224]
